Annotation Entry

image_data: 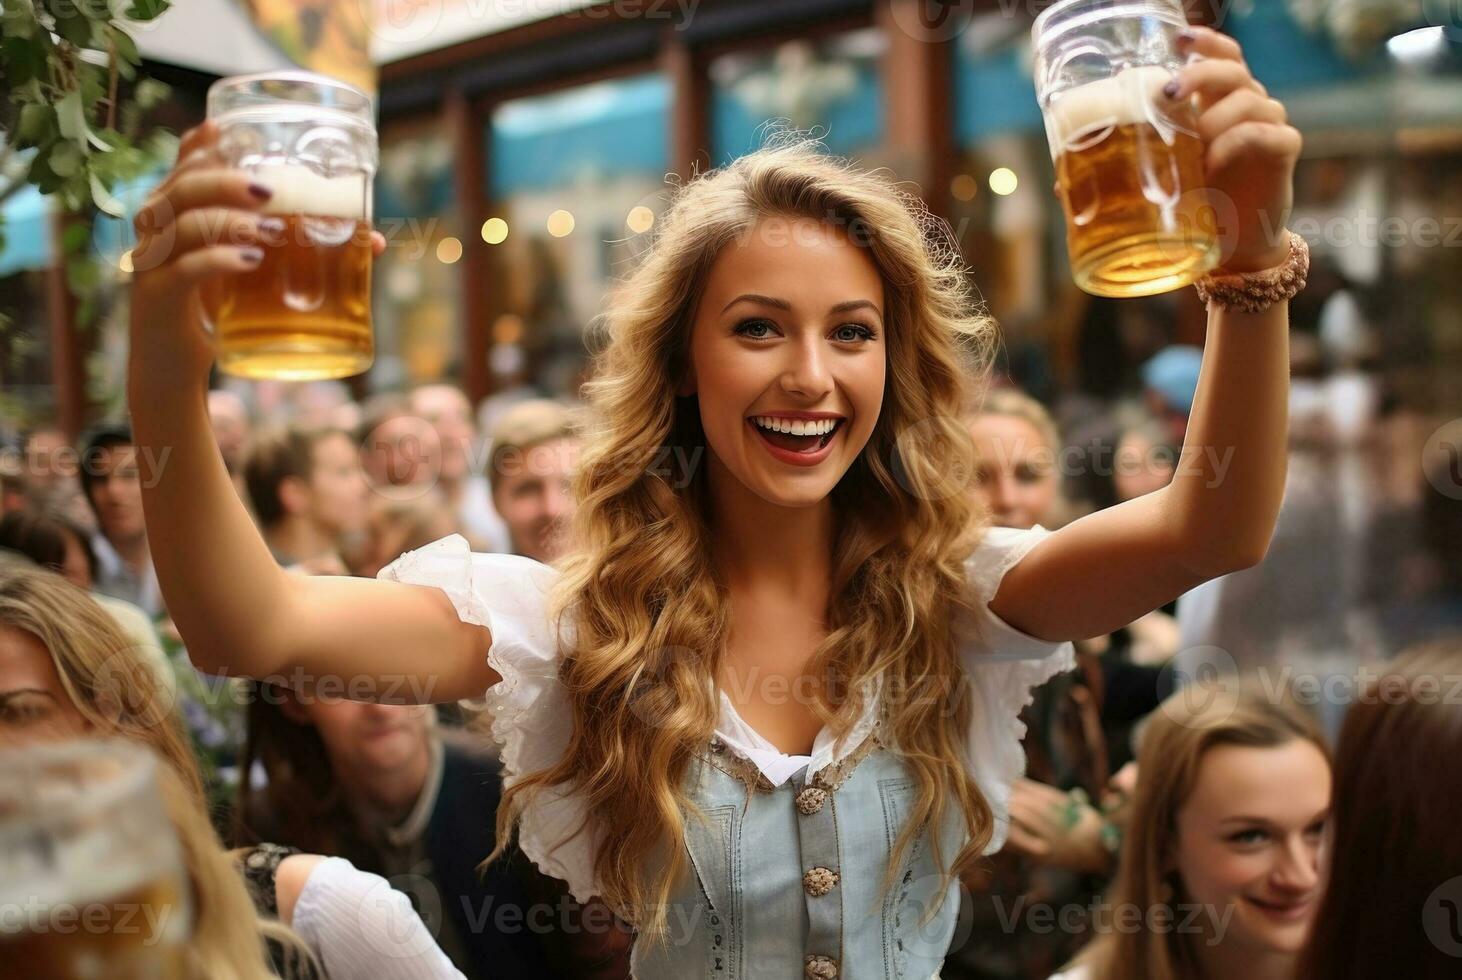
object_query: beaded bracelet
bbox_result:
[1193,232,1311,314]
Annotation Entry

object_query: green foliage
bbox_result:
[1,0,177,336]
[1,0,173,215]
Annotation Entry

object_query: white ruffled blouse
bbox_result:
[377,525,1075,905]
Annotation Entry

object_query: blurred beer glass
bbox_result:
[0,739,192,978]
[202,71,378,380]
[1033,0,1221,297]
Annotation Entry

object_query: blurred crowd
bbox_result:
[1,329,1460,978]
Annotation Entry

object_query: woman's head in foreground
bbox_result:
[0,563,295,979]
[1078,680,1330,979]
[0,559,197,797]
[501,137,1005,934]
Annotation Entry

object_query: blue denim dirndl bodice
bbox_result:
[630,727,964,980]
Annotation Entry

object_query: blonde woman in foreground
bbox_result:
[126,27,1301,975]
[0,560,464,979]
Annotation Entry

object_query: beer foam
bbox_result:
[251,163,367,219]
[1046,65,1177,151]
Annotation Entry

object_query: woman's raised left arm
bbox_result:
[992,27,1303,642]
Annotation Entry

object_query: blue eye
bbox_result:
[734,319,776,339]
[834,323,877,343]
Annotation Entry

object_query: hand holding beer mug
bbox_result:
[1035,1,1298,296]
[195,72,378,379]
[0,740,192,978]
[129,72,380,383]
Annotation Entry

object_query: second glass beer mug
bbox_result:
[1033,0,1221,297]
[0,740,193,979]
[202,71,377,380]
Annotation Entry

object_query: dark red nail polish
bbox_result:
[1163,80,1181,99]
[248,182,273,200]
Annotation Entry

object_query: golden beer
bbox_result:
[205,71,378,381]
[1034,1,1220,297]
[1047,67,1220,297]
[201,166,373,380]
[4,878,189,980]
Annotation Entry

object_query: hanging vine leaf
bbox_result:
[0,0,175,341]
[125,0,171,21]
[15,103,58,148]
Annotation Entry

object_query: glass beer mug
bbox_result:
[202,71,378,380]
[0,740,193,979]
[1033,0,1221,297]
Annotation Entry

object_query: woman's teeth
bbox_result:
[749,416,842,453]
[750,416,839,436]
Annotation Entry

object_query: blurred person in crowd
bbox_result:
[969,393,1175,709]
[1111,412,1179,508]
[966,387,1069,530]
[0,561,466,979]
[486,398,579,564]
[1062,407,1180,635]
[292,381,353,430]
[410,383,511,554]
[1062,405,1178,518]
[243,425,370,571]
[210,388,254,499]
[359,393,445,494]
[951,390,1162,979]
[22,426,97,535]
[0,509,173,701]
[1299,638,1462,979]
[351,491,460,580]
[1141,345,1202,445]
[238,679,633,980]
[1055,681,1330,980]
[79,424,163,616]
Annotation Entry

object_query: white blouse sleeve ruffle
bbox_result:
[377,533,601,904]
[955,524,1077,855]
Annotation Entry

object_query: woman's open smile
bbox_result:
[747,412,847,466]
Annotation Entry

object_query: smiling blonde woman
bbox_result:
[123,25,1305,977]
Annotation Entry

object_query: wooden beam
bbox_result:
[444,88,494,405]
[875,0,954,211]
[46,213,86,439]
[661,25,710,181]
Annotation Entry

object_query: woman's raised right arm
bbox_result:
[127,123,498,703]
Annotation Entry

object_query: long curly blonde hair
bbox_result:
[491,137,1001,937]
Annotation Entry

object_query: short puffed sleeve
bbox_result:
[377,534,601,903]
[953,524,1078,854]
